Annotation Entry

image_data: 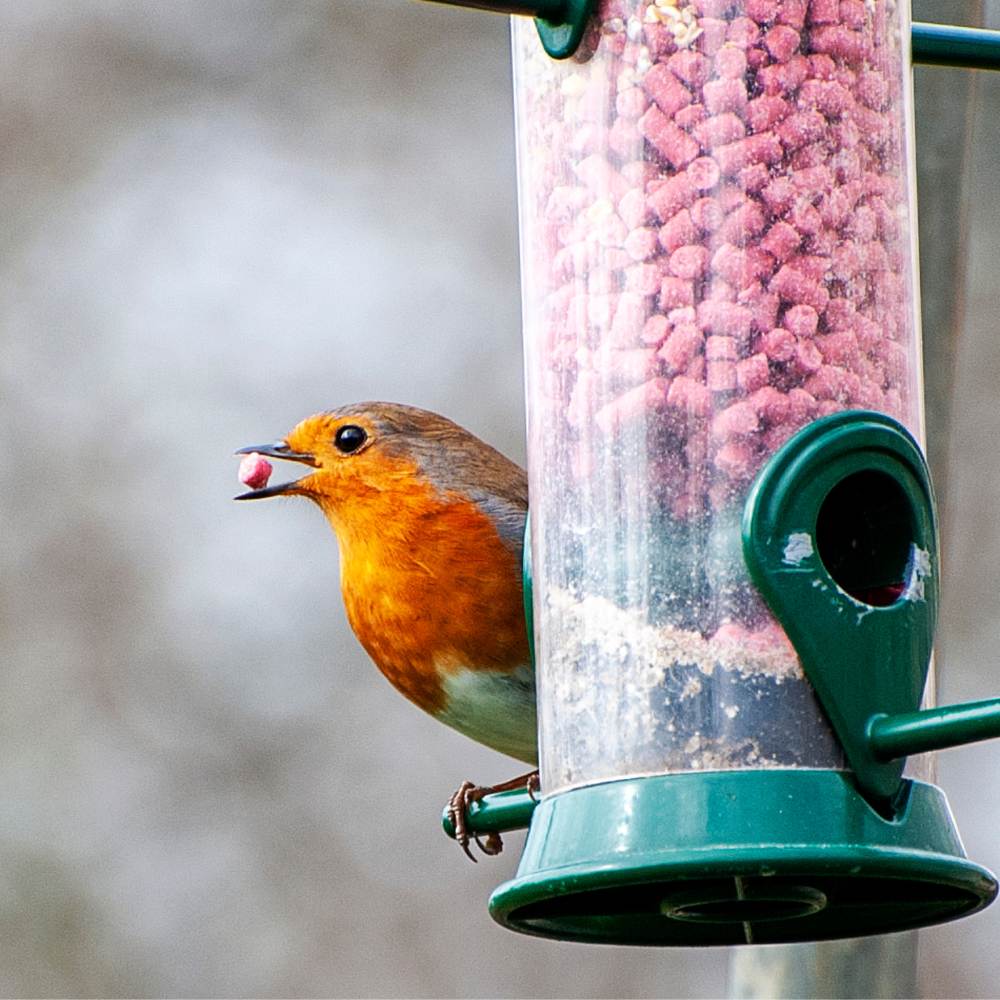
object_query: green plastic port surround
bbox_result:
[742,411,939,806]
[741,410,1000,810]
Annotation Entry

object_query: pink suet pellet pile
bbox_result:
[520,0,919,515]
[514,0,923,791]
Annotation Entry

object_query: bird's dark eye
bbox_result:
[334,424,368,454]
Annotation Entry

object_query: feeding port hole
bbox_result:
[815,470,914,607]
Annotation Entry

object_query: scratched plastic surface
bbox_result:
[514,0,924,793]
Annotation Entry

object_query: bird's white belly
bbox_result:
[438,665,537,765]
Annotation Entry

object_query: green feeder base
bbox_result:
[488,770,996,946]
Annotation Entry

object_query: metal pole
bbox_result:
[728,935,918,999]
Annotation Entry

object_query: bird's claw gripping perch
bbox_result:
[526,771,540,801]
[447,781,499,862]
[446,771,540,862]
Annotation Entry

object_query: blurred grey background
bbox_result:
[1,1,998,996]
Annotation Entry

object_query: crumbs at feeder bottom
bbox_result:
[539,587,845,788]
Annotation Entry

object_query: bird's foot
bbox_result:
[447,770,540,862]
[447,781,502,862]
[526,771,540,802]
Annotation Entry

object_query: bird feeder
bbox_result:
[429,0,1000,945]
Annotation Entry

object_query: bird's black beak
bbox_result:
[233,441,319,501]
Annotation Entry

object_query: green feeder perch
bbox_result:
[432,0,1000,946]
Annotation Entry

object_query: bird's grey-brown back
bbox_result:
[326,402,528,556]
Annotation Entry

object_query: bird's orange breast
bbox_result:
[330,476,530,717]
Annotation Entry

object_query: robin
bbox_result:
[235,402,537,859]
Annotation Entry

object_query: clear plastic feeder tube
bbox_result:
[515,0,923,794]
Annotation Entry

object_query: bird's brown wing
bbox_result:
[376,407,529,558]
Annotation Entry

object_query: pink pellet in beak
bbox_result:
[238,452,273,491]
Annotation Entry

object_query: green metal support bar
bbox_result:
[423,0,565,17]
[912,22,1000,71]
[425,7,1000,68]
[869,698,1000,761]
[421,0,595,58]
[446,694,1000,842]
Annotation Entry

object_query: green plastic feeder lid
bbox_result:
[532,0,594,59]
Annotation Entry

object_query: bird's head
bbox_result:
[235,402,525,534]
